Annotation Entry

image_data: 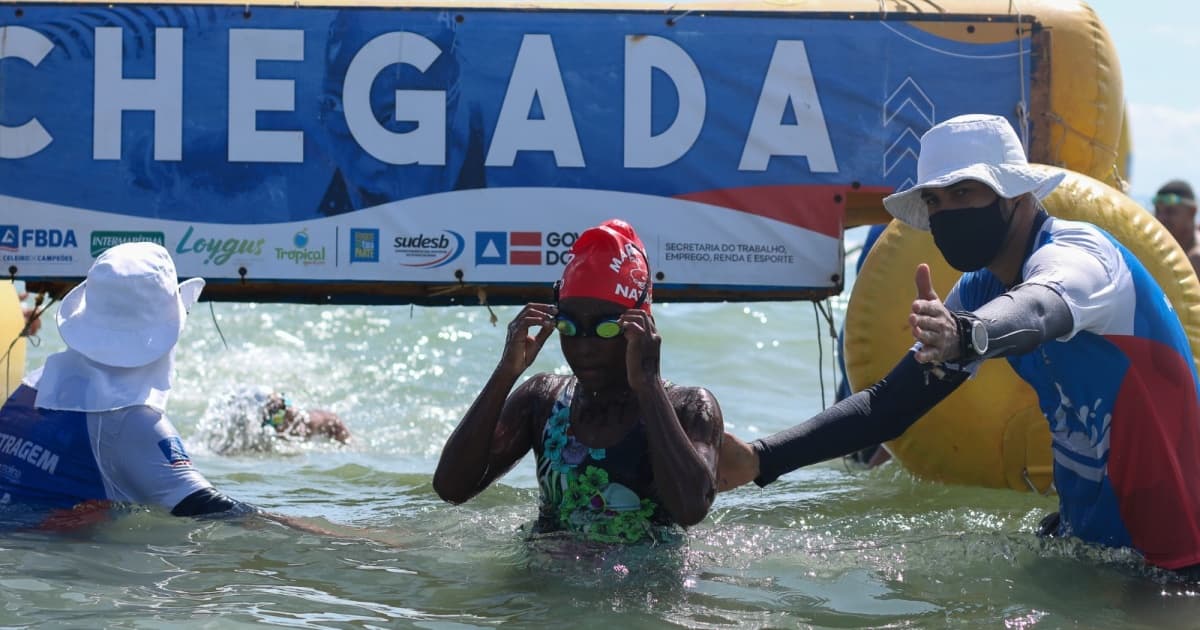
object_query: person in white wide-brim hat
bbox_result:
[719,114,1200,577]
[0,243,262,529]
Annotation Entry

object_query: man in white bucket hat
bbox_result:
[720,114,1200,574]
[0,242,260,528]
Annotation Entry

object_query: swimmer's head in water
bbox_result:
[555,219,652,314]
[261,393,291,430]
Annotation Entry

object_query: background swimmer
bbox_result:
[198,386,349,455]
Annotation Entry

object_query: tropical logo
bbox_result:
[275,228,326,266]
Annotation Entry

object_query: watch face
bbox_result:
[972,321,988,354]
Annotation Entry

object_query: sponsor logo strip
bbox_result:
[509,231,541,265]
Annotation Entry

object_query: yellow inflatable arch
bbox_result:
[840,1,1147,492]
[844,167,1200,492]
[1,283,27,401]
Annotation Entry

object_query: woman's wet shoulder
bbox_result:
[666,384,720,413]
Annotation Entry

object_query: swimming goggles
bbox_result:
[1154,193,1196,207]
[262,395,290,429]
[552,278,649,338]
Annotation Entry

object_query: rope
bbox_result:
[1013,0,1031,151]
[812,302,826,409]
[208,301,230,351]
[811,298,839,411]
[478,288,498,326]
[1041,111,1120,163]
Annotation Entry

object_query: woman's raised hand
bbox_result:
[620,309,661,390]
[498,303,557,377]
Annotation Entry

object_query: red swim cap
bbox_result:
[558,219,652,312]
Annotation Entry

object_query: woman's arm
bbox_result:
[622,310,721,527]
[432,304,557,504]
[649,385,723,526]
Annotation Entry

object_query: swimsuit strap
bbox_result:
[542,378,606,473]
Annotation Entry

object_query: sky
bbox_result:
[1087,0,1200,200]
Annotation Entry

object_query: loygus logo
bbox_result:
[276,228,326,266]
[393,230,464,268]
[176,226,265,266]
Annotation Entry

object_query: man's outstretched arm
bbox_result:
[751,352,965,486]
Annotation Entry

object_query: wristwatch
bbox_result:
[953,311,988,360]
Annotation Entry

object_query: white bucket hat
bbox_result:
[883,114,1066,230]
[56,241,205,368]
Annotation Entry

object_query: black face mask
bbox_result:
[928,196,1013,272]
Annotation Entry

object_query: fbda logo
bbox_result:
[0,226,79,251]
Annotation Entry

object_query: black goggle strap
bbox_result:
[630,243,651,309]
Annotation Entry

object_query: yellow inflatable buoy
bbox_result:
[844,165,1200,493]
[1,282,28,400]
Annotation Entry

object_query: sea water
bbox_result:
[4,231,1199,628]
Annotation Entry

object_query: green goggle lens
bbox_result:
[594,320,623,338]
[555,316,622,338]
[1154,193,1196,207]
[263,407,286,429]
[554,318,577,336]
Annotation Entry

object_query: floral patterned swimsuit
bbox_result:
[534,379,670,543]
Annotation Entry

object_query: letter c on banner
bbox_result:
[0,26,55,159]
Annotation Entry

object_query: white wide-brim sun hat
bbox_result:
[57,241,205,368]
[882,114,1066,231]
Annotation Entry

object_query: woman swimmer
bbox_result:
[433,219,724,543]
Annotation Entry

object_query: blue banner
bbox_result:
[0,5,1031,298]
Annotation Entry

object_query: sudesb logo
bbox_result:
[393,230,464,268]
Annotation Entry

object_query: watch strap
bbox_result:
[952,311,982,360]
